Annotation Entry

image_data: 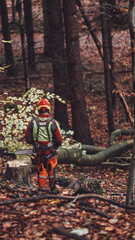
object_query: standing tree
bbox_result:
[106,1,116,108]
[42,0,50,56]
[63,0,93,144]
[16,0,30,91]
[0,0,14,75]
[47,0,69,130]
[23,0,35,71]
[126,0,135,204]
[99,0,115,136]
[11,0,16,24]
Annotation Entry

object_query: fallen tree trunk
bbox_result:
[12,140,133,168]
[2,141,132,185]
[1,139,133,184]
[57,140,133,166]
[81,145,105,153]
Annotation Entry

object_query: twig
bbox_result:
[53,226,89,240]
[79,205,111,219]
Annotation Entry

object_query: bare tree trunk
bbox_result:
[11,0,15,23]
[0,0,14,75]
[42,0,50,56]
[99,0,115,136]
[23,0,35,71]
[126,0,135,204]
[63,0,93,144]
[16,0,30,91]
[47,0,69,130]
[107,16,116,108]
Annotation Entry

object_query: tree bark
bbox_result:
[47,0,69,130]
[63,0,93,144]
[23,0,35,71]
[126,0,135,204]
[42,0,50,56]
[58,140,133,166]
[16,0,30,91]
[11,0,15,23]
[107,13,116,108]
[99,0,115,136]
[0,0,14,75]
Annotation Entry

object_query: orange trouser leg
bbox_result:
[47,156,57,188]
[38,161,48,188]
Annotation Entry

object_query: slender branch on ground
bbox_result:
[79,205,111,219]
[0,193,135,210]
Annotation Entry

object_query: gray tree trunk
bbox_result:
[63,0,93,144]
[11,0,15,23]
[23,0,35,71]
[16,0,30,91]
[126,0,135,204]
[0,0,14,75]
[99,0,115,136]
[42,0,50,56]
[47,0,69,130]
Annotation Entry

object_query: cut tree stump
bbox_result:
[2,158,32,187]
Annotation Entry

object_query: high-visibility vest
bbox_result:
[33,117,53,142]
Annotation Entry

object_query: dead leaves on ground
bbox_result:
[0,165,135,240]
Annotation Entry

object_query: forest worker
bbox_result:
[25,98,62,193]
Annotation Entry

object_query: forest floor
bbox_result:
[0,156,135,240]
[0,0,135,239]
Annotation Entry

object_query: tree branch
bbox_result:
[0,193,135,210]
[79,205,111,219]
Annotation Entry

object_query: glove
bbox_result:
[31,153,38,165]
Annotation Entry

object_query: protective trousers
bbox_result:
[37,151,57,189]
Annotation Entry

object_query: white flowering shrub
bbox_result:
[0,88,69,152]
[0,88,82,152]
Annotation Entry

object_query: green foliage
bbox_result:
[0,88,75,152]
[0,88,46,152]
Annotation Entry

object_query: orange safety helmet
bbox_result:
[37,99,51,112]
